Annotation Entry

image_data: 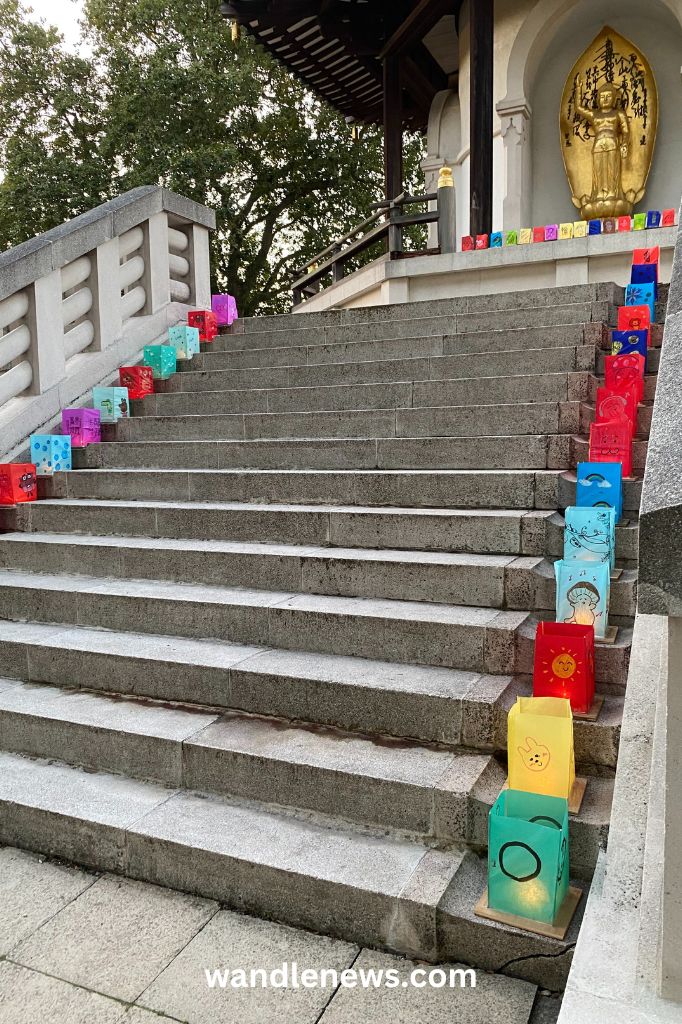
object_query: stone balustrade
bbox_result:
[0,187,215,459]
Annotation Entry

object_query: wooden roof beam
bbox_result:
[378,0,455,60]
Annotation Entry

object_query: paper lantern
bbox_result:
[611,329,648,361]
[545,225,558,241]
[630,263,658,293]
[168,325,200,361]
[188,310,218,343]
[573,221,587,237]
[490,232,503,248]
[617,216,632,232]
[618,304,651,332]
[595,386,638,432]
[461,236,474,251]
[662,209,676,227]
[588,220,602,235]
[625,283,655,323]
[119,366,154,401]
[143,345,177,381]
[633,213,647,230]
[559,223,574,240]
[504,230,518,246]
[29,435,72,476]
[61,408,101,448]
[576,461,623,522]
[212,294,238,326]
[532,621,595,714]
[0,464,37,505]
[555,560,610,640]
[488,789,570,925]
[646,210,661,229]
[564,506,616,568]
[508,696,575,800]
[605,353,645,403]
[476,234,489,250]
[518,228,532,244]
[633,246,660,265]
[93,387,130,423]
[589,420,633,478]
[533,227,546,243]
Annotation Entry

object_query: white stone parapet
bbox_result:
[0,187,215,460]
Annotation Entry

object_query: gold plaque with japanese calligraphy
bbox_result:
[560,27,657,220]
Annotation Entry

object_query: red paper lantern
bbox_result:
[533,622,595,714]
[188,310,218,343]
[618,304,651,332]
[0,464,37,506]
[632,246,660,265]
[589,419,633,478]
[604,353,646,403]
[595,386,638,430]
[119,366,154,401]
[461,236,474,251]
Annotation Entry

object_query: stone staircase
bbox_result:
[0,281,664,1012]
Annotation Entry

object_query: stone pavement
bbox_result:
[0,846,559,1024]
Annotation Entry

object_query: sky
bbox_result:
[26,0,84,49]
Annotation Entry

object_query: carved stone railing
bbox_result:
[0,187,215,459]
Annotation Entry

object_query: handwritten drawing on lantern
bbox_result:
[563,506,616,568]
[508,697,576,801]
[555,561,611,640]
[576,461,623,521]
[533,621,595,715]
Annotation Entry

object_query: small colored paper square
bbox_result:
[559,223,574,240]
[633,213,647,230]
[461,236,474,251]
[533,227,546,243]
[602,218,616,234]
[662,209,676,227]
[576,461,623,522]
[573,221,587,238]
[588,219,602,235]
[490,232,503,248]
[504,230,518,246]
[545,225,558,242]
[476,234,489,250]
[555,560,610,640]
[646,210,661,229]
[518,228,532,245]
[617,216,632,232]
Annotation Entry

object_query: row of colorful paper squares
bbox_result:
[462,209,677,251]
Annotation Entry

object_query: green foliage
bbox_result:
[0,0,425,313]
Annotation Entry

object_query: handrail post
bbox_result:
[388,199,403,257]
[437,166,456,254]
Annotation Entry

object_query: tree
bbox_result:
[0,0,425,314]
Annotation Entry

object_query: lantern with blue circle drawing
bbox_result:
[30,435,72,476]
[625,283,655,324]
[576,462,623,522]
[611,329,648,362]
[564,506,616,569]
[555,560,610,640]
[488,789,570,925]
[168,325,200,361]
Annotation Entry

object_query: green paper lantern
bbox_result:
[488,789,569,924]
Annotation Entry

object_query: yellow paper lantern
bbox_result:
[508,696,575,801]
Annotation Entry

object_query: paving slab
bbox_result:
[0,847,97,955]
[11,874,218,1002]
[138,909,358,1024]
[0,961,125,1024]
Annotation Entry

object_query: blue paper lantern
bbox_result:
[555,561,610,640]
[576,462,623,522]
[611,329,648,363]
[625,283,655,324]
[564,506,616,569]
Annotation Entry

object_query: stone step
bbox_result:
[61,467,549,514]
[237,282,623,333]
[164,344,593,393]
[0,748,582,986]
[0,533,638,615]
[4,499,556,552]
[139,370,589,418]
[109,402,580,444]
[0,679,612,869]
[0,622,623,762]
[212,320,600,355]
[0,679,499,844]
[189,325,601,372]
[0,568,530,673]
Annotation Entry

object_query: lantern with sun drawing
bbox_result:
[532,621,595,714]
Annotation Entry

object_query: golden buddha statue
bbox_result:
[574,79,631,219]
[560,27,658,222]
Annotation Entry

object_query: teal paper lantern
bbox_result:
[488,789,569,924]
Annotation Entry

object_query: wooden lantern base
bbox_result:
[597,625,619,645]
[573,695,604,721]
[474,886,582,940]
